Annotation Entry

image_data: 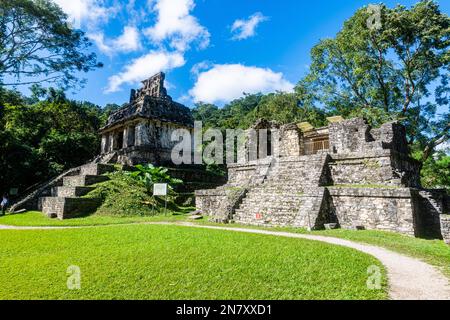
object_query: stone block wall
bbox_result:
[412,189,447,238]
[38,197,101,219]
[227,158,274,187]
[328,150,420,187]
[328,151,400,186]
[328,118,410,156]
[116,145,170,165]
[370,121,409,154]
[195,187,247,223]
[279,124,303,157]
[328,118,370,153]
[440,215,450,245]
[327,187,416,235]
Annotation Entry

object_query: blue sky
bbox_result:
[36,0,450,107]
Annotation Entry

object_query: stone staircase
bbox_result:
[233,154,330,227]
[38,163,115,219]
[414,190,448,238]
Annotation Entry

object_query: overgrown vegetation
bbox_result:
[0,89,119,195]
[85,167,189,216]
[125,164,183,194]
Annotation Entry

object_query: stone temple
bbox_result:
[196,117,449,239]
[98,72,194,165]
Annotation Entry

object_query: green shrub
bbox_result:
[125,164,183,193]
[85,171,181,216]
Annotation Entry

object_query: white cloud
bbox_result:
[144,0,210,52]
[436,141,450,153]
[105,51,185,93]
[52,0,113,29]
[89,26,142,55]
[190,61,211,75]
[113,26,141,52]
[88,32,111,54]
[231,12,268,41]
[189,64,294,104]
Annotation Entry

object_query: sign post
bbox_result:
[153,183,168,216]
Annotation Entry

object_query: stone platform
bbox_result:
[38,163,114,219]
[195,117,449,240]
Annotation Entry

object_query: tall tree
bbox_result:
[248,92,327,127]
[0,93,107,194]
[0,0,102,89]
[298,0,449,161]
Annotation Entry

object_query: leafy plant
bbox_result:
[205,163,226,177]
[85,170,187,216]
[126,164,183,194]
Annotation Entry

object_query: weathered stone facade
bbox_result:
[327,188,416,235]
[36,163,114,219]
[10,74,226,218]
[195,117,449,240]
[99,72,194,165]
[440,215,450,244]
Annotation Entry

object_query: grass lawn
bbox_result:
[313,229,450,278]
[0,224,386,300]
[215,223,450,279]
[0,211,189,226]
[2,211,449,280]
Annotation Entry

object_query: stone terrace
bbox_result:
[196,117,449,239]
[38,163,114,219]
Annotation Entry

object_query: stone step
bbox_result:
[241,198,301,205]
[269,177,312,182]
[52,186,95,197]
[63,175,109,187]
[244,191,303,197]
[235,207,300,215]
[236,210,300,217]
[235,216,298,224]
[234,211,298,217]
[38,197,102,219]
[255,182,306,188]
[234,216,297,225]
[80,163,115,176]
[240,200,301,208]
[249,188,305,195]
[235,212,299,219]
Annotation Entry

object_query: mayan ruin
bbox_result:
[9,73,448,242]
[196,117,449,239]
[2,0,450,302]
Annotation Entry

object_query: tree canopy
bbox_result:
[0,0,102,89]
[0,90,112,195]
[192,92,327,129]
[297,0,449,161]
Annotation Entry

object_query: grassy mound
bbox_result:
[0,224,387,300]
[84,171,190,216]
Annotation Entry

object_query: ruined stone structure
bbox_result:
[38,163,114,219]
[440,215,450,244]
[10,73,223,218]
[196,117,449,238]
[8,73,449,241]
[99,72,194,165]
